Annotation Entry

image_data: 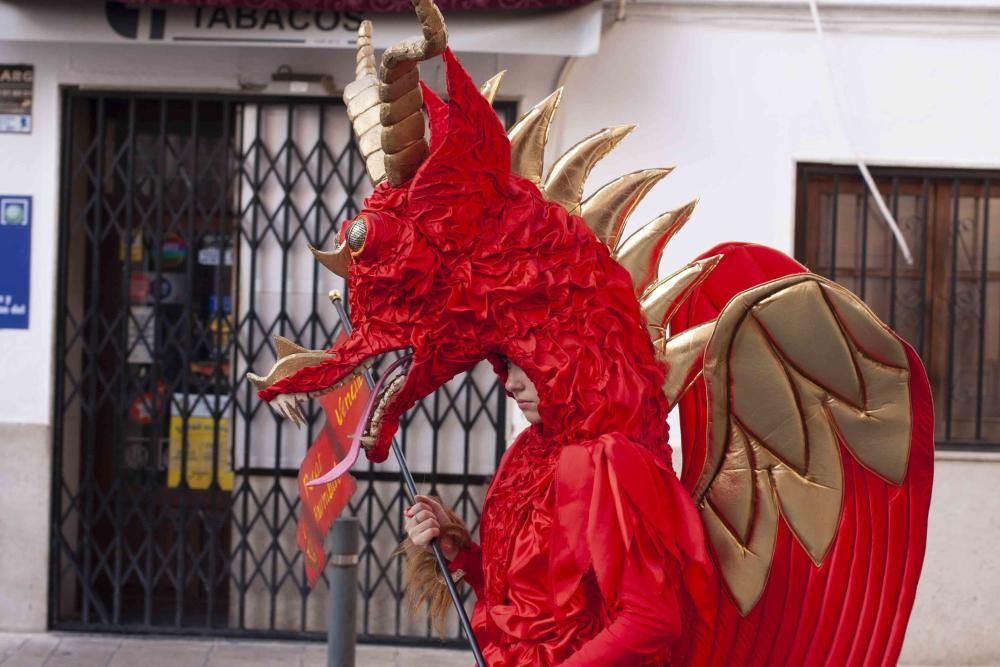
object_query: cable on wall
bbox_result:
[806,0,914,265]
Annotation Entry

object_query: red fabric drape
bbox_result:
[124,0,595,10]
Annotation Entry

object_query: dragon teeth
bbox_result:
[270,393,305,428]
[360,372,407,444]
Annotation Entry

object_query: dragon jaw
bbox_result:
[251,340,478,463]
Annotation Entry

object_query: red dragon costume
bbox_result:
[248,2,934,664]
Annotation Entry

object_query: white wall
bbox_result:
[551,5,1000,271]
[904,454,1000,665]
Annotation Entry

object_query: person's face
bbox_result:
[504,361,541,425]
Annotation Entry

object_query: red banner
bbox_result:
[296,338,370,586]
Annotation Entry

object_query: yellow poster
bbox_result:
[168,395,233,491]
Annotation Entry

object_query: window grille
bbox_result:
[52,90,516,645]
[796,164,1000,450]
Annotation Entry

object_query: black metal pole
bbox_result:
[330,292,487,667]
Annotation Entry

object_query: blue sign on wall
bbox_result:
[0,195,31,329]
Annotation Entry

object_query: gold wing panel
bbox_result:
[696,274,912,615]
[752,282,863,407]
[701,425,778,613]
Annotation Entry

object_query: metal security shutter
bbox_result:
[52,90,513,644]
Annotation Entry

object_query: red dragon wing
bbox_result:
[668,242,933,667]
[478,85,933,665]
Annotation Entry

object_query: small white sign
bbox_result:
[0,114,30,133]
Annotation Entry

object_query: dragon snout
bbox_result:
[246,335,376,425]
[246,336,333,393]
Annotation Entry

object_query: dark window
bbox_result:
[796,164,1000,450]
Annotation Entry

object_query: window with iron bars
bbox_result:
[795,164,1000,451]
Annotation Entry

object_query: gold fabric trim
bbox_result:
[354,105,383,141]
[246,351,335,393]
[542,125,635,213]
[479,71,506,105]
[384,140,430,187]
[308,242,352,279]
[273,335,309,359]
[344,80,380,118]
[580,168,671,250]
[657,320,715,410]
[380,87,424,126]
[358,126,382,160]
[641,255,721,339]
[614,200,697,295]
[504,91,702,304]
[381,112,427,153]
[343,21,387,185]
[342,1,448,187]
[378,66,420,103]
[507,88,563,184]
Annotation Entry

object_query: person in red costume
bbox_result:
[248,2,934,664]
[404,360,706,666]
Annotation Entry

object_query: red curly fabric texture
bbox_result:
[465,426,713,665]
[260,48,715,664]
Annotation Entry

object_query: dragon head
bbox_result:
[248,0,721,464]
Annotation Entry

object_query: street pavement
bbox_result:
[0,633,471,667]
[0,633,995,666]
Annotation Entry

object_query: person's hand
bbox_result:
[404,495,459,560]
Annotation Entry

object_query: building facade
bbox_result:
[0,0,996,663]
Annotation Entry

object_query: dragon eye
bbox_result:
[346,218,368,254]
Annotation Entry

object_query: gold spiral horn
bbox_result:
[343,21,387,185]
[378,0,448,186]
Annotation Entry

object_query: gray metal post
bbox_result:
[327,517,360,667]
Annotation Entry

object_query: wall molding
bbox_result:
[935,448,1000,463]
[613,0,1000,35]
